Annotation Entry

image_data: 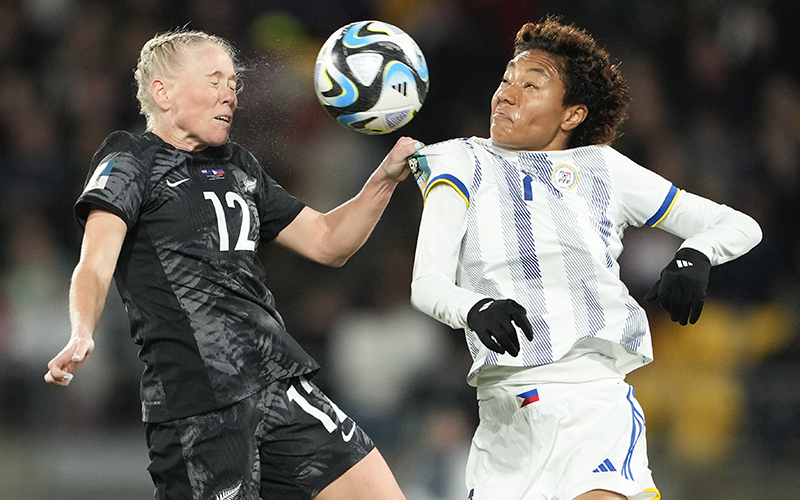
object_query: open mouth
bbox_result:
[215,116,231,123]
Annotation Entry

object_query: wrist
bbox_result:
[675,247,711,267]
[366,168,401,195]
[70,330,95,342]
[467,298,494,327]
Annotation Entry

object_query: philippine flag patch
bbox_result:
[517,388,540,407]
[202,168,226,180]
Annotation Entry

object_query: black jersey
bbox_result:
[76,131,320,422]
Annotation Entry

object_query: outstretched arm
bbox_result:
[275,136,422,267]
[44,209,126,386]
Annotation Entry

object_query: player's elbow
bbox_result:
[740,213,763,252]
[410,280,423,313]
[325,255,350,268]
[410,277,433,316]
[310,249,351,268]
[749,216,763,247]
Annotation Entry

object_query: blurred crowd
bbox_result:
[0,0,798,499]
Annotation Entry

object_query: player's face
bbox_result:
[490,50,578,151]
[165,42,237,151]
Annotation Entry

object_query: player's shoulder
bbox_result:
[591,145,673,195]
[409,137,480,201]
[592,144,629,162]
[98,130,161,156]
[219,140,264,176]
[561,144,646,177]
[411,137,480,173]
[590,144,654,176]
[409,136,471,170]
[418,136,483,157]
[92,130,165,170]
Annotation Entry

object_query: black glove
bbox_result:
[644,247,711,325]
[467,298,534,357]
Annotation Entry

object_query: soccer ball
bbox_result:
[313,20,429,135]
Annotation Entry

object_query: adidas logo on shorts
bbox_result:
[593,458,617,473]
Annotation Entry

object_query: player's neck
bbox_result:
[151,123,208,152]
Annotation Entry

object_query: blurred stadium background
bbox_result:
[0,0,798,499]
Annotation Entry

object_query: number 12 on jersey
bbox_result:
[204,191,257,252]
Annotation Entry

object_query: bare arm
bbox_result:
[275,136,422,267]
[44,209,127,386]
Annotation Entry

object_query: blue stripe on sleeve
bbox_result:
[423,173,470,207]
[645,184,679,227]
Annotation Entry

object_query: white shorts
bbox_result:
[466,379,660,500]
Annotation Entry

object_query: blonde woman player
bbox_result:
[45,28,422,500]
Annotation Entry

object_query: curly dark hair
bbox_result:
[513,16,630,148]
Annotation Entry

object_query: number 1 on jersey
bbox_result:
[204,191,257,252]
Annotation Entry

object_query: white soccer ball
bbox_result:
[314,20,429,135]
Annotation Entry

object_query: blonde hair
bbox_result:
[134,29,241,131]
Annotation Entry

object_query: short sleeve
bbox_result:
[75,138,149,230]
[605,147,679,228]
[408,139,475,208]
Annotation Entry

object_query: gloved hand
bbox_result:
[467,298,534,357]
[644,247,711,325]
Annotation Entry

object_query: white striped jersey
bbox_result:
[409,137,756,383]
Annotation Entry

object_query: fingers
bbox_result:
[397,136,424,149]
[644,280,684,324]
[43,338,94,387]
[44,357,74,386]
[643,281,660,303]
[653,285,705,326]
[379,137,424,183]
[510,300,533,342]
[509,305,534,342]
[44,370,73,386]
[482,322,522,357]
[45,352,77,386]
[477,323,520,356]
[493,301,528,356]
[70,343,90,364]
[667,287,683,324]
[674,297,704,326]
[688,296,704,324]
[496,322,521,357]
[468,298,534,357]
[478,330,507,355]
[394,136,424,159]
[650,249,710,325]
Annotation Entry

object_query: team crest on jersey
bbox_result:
[241,176,257,193]
[551,163,578,191]
[407,153,430,192]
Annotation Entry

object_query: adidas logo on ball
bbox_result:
[314,20,429,135]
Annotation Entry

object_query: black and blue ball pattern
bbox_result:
[314,21,429,135]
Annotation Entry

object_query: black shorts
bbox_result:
[145,377,375,500]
